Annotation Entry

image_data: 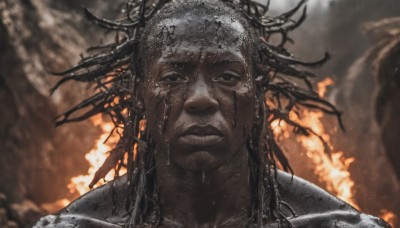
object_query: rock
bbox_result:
[9,200,45,227]
[6,221,19,228]
[0,208,8,227]
[0,193,7,208]
[0,1,123,227]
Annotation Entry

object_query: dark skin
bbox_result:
[140,14,256,226]
[34,7,390,228]
[34,171,389,227]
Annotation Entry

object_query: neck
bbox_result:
[155,146,252,227]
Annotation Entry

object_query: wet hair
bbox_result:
[51,0,343,227]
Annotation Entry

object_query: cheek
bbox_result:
[215,82,256,137]
[234,83,257,136]
[144,84,186,142]
[144,84,166,139]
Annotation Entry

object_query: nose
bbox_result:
[183,75,218,115]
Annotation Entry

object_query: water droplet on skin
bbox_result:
[163,89,171,132]
[202,170,206,183]
[166,141,170,166]
[232,91,237,127]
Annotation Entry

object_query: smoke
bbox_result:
[266,0,400,223]
[269,0,336,12]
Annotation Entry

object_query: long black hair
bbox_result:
[51,0,343,227]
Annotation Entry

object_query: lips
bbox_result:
[179,125,223,147]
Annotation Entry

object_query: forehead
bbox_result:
[144,13,252,62]
[150,14,247,44]
[157,46,247,67]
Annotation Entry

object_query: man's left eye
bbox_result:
[214,71,241,82]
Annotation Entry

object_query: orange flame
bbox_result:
[64,78,397,226]
[380,209,397,228]
[317,77,334,97]
[67,115,126,195]
[272,78,359,209]
[295,110,358,209]
[40,198,71,213]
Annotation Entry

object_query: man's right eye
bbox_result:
[161,73,187,83]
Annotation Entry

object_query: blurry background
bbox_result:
[0,0,399,227]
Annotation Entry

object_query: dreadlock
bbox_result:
[51,0,344,227]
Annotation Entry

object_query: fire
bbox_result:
[317,77,334,97]
[41,198,71,213]
[63,77,397,226]
[380,209,397,228]
[294,110,359,209]
[67,115,126,195]
[272,78,359,209]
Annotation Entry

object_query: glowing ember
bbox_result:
[317,77,334,97]
[272,77,359,209]
[380,209,397,228]
[68,115,126,195]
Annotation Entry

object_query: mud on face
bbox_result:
[140,3,258,171]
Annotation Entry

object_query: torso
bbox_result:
[34,171,390,228]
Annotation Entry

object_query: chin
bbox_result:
[175,151,225,171]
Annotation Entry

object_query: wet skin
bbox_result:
[34,172,390,227]
[142,14,256,172]
[34,5,391,228]
[140,14,256,226]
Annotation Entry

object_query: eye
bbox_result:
[161,72,187,83]
[214,71,241,83]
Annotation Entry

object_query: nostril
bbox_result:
[183,78,218,114]
[184,94,218,114]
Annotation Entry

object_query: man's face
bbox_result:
[141,13,257,171]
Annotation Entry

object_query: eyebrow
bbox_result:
[158,60,192,65]
[211,59,245,65]
[158,57,246,66]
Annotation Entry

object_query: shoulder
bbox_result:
[277,170,352,215]
[276,170,390,227]
[34,175,129,228]
[63,174,129,219]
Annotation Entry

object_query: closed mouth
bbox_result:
[181,125,222,137]
[179,125,223,147]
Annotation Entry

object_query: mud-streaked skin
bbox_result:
[34,1,391,227]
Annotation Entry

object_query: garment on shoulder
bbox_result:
[33,172,391,228]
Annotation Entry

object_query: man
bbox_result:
[35,0,390,227]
